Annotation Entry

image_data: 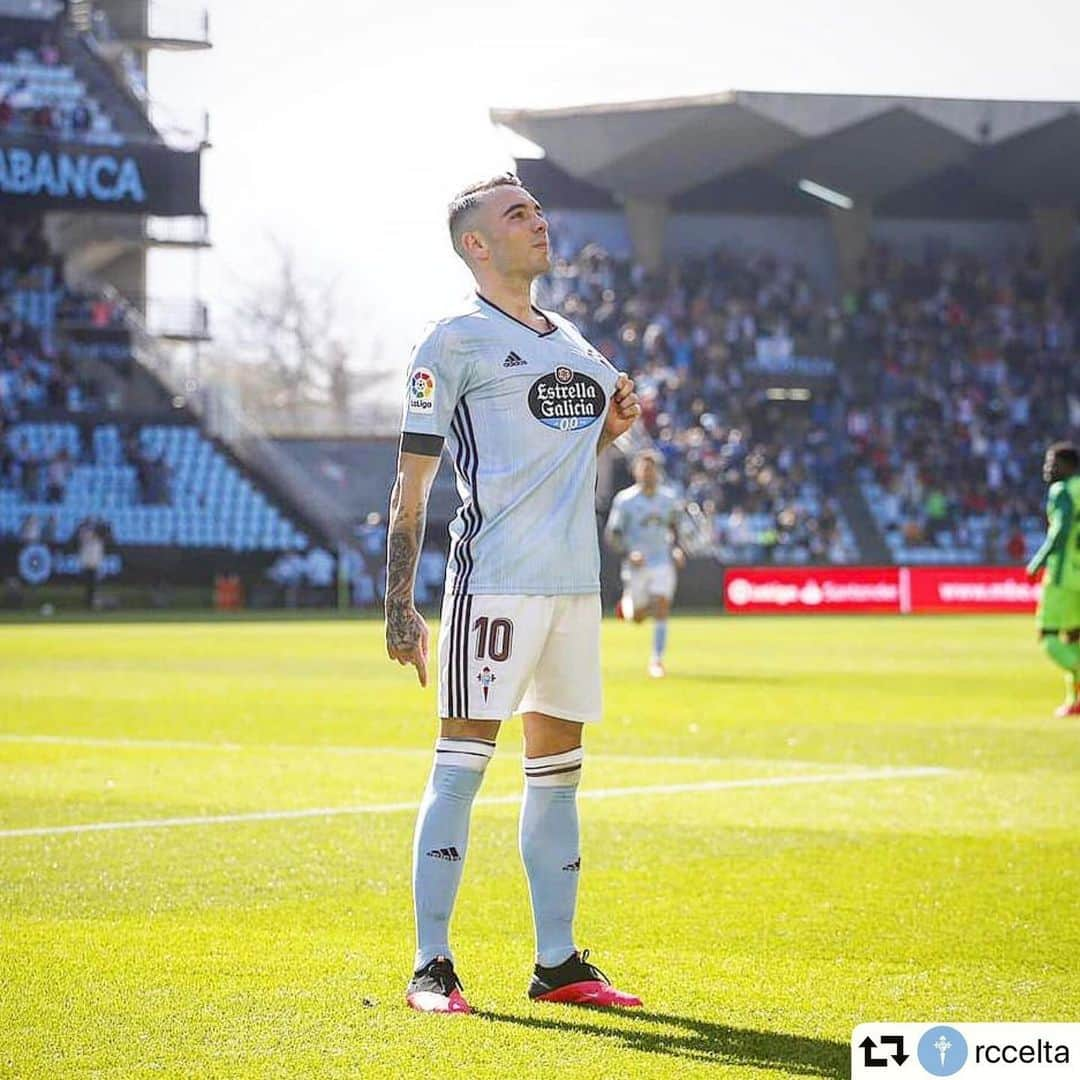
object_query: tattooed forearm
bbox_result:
[386,516,426,602]
[384,478,428,648]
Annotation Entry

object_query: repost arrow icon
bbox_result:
[881,1035,909,1065]
[860,1036,888,1068]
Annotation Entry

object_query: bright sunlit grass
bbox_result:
[1,615,1076,1078]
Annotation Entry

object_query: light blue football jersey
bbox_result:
[606,484,682,568]
[400,294,619,596]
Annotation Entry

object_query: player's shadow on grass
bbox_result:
[477,1008,847,1076]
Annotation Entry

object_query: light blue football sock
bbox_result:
[652,619,668,660]
[520,747,584,968]
[411,736,494,971]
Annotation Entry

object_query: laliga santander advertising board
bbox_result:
[723,567,901,614]
[723,566,1041,615]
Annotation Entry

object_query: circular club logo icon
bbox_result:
[408,367,436,413]
[18,543,52,586]
[528,368,604,431]
[917,1026,968,1076]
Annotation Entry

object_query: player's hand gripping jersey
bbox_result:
[401,295,618,596]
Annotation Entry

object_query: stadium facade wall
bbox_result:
[552,209,836,284]
[870,218,1036,261]
[548,210,632,257]
[551,209,1044,284]
[664,213,835,282]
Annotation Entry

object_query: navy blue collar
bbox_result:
[476,293,558,338]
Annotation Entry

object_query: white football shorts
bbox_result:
[437,592,602,723]
[621,562,677,614]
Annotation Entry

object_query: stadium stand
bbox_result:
[2,420,307,550]
[540,236,1078,566]
[843,244,1077,564]
[0,15,124,145]
[0,219,310,563]
[0,4,323,606]
[542,243,859,564]
[0,218,96,419]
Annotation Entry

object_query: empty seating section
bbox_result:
[859,474,1046,566]
[1,421,309,551]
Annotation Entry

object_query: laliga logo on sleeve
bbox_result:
[408,368,436,413]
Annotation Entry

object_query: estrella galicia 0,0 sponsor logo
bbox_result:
[528,368,604,431]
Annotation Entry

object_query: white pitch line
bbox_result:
[0,733,256,753]
[0,766,949,840]
[0,733,855,772]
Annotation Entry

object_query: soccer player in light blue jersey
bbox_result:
[384,174,643,1013]
[605,450,685,678]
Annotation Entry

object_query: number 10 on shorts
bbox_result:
[473,616,514,661]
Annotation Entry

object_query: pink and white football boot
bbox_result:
[406,956,471,1014]
[528,949,642,1008]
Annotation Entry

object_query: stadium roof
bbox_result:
[492,91,1080,217]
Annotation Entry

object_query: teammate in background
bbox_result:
[604,450,685,678]
[1026,441,1080,717]
[384,174,643,1014]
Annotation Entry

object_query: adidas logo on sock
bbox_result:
[503,351,527,367]
[426,846,461,861]
[562,857,581,872]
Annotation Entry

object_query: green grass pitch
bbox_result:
[1,614,1077,1078]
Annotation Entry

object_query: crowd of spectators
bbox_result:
[129,431,170,504]
[0,220,101,426]
[541,234,1079,564]
[0,28,118,144]
[838,245,1078,561]
[0,219,152,540]
[543,242,856,563]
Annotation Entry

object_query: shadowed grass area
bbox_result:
[475,1010,849,1075]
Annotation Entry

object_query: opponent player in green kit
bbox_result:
[1026,441,1080,717]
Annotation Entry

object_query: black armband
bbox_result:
[400,432,444,457]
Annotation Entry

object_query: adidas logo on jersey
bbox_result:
[503,351,527,367]
[426,846,462,861]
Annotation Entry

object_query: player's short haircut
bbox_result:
[447,173,525,260]
[1048,441,1079,470]
[634,449,663,468]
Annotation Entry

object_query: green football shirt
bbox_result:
[1028,475,1080,590]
